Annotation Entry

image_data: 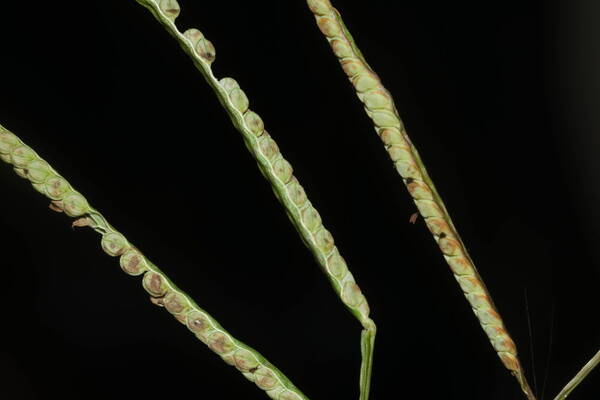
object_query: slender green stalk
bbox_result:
[553,349,600,400]
[304,0,536,398]
[133,1,377,398]
[0,123,310,400]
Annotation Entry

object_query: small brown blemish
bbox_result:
[249,367,258,373]
[190,318,206,331]
[409,212,418,224]
[150,274,163,293]
[254,367,278,389]
[438,232,447,238]
[406,177,414,184]
[143,272,167,297]
[128,255,140,269]
[211,336,226,353]
[439,237,460,256]
[165,293,185,314]
[208,332,234,354]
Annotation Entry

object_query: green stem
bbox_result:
[553,349,600,400]
[359,324,376,400]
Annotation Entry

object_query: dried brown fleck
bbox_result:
[409,212,418,224]
[72,217,92,229]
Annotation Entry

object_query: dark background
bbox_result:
[0,0,598,399]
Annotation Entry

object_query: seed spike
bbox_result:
[135,0,375,334]
[0,124,310,400]
[305,1,536,399]
[133,2,378,399]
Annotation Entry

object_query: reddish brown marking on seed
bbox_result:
[480,308,502,324]
[485,325,504,337]
[493,337,517,353]
[209,333,232,354]
[166,8,179,15]
[254,368,277,389]
[199,44,216,62]
[234,350,258,371]
[128,255,140,269]
[425,217,447,236]
[249,367,258,373]
[146,273,165,296]
[499,353,520,371]
[341,59,363,77]
[165,295,184,313]
[448,257,473,275]
[459,276,481,292]
[151,275,162,291]
[315,229,334,252]
[212,337,226,352]
[379,129,399,145]
[191,318,206,330]
[438,237,460,255]
[317,17,338,37]
[409,212,418,224]
[407,181,433,200]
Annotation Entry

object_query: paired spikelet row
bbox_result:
[135,0,374,330]
[305,0,534,397]
[0,124,308,400]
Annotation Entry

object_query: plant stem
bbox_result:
[359,324,376,400]
[553,349,600,400]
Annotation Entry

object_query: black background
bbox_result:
[0,1,598,399]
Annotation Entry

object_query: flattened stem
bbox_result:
[0,123,310,400]
[553,349,600,400]
[305,0,535,398]
[359,324,376,400]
